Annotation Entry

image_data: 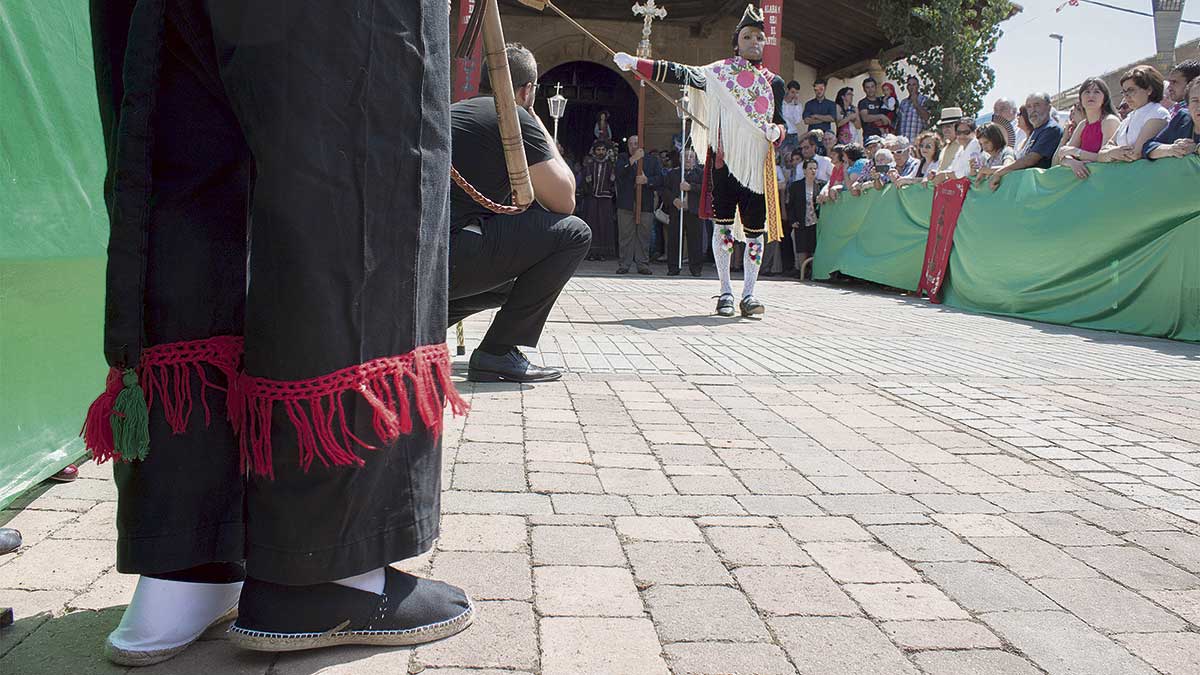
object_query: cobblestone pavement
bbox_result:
[3,264,1200,674]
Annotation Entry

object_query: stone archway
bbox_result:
[533,60,638,163]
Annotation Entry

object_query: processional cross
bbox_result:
[632,0,667,58]
[630,0,667,224]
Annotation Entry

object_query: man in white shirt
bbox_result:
[796,132,833,183]
[781,81,805,152]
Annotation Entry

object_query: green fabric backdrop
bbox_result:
[1,1,109,507]
[813,156,1200,343]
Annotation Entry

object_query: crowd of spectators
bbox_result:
[570,59,1200,280]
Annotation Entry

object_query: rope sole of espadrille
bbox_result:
[226,603,474,652]
[104,606,239,666]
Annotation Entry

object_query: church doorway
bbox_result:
[533,60,638,166]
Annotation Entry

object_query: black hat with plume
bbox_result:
[731,4,765,50]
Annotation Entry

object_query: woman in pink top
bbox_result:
[1054,77,1121,179]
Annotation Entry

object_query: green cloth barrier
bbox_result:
[1,1,109,506]
[811,183,932,291]
[813,157,1200,343]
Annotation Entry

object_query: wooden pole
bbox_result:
[481,0,534,209]
[635,81,646,226]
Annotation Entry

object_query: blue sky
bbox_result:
[980,0,1200,113]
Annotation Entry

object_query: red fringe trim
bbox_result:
[82,336,245,464]
[229,343,468,479]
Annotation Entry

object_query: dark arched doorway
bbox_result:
[533,61,637,165]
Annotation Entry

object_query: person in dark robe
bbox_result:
[661,148,707,276]
[85,0,471,665]
[581,141,617,260]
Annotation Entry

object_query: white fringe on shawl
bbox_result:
[686,63,775,243]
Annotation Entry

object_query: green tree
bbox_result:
[871,0,1014,116]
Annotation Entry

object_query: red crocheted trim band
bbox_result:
[82,338,468,478]
[229,343,468,479]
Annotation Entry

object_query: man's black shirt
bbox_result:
[450,96,555,231]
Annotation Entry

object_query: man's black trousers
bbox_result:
[448,209,591,348]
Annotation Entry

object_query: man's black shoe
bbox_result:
[637,266,653,275]
[667,269,681,276]
[229,568,473,652]
[615,267,629,275]
[689,266,703,277]
[0,528,21,555]
[715,294,736,317]
[740,295,765,318]
[468,348,562,383]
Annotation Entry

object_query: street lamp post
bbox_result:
[1049,33,1064,95]
[548,82,567,142]
[674,85,690,272]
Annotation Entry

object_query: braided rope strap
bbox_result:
[451,166,530,216]
[229,343,469,479]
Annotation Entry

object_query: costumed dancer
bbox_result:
[86,0,470,665]
[582,140,618,260]
[614,3,786,318]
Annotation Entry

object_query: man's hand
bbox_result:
[630,148,645,163]
[680,180,691,192]
[613,52,637,72]
[673,198,685,210]
[1169,138,1197,157]
[1101,145,1138,163]
[765,124,784,143]
[887,169,900,183]
[1063,156,1091,179]
[635,174,648,185]
[988,172,1003,192]
[791,222,800,229]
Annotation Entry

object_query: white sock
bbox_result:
[713,223,735,297]
[108,577,242,652]
[332,567,385,594]
[743,235,764,298]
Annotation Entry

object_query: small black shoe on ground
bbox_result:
[615,267,629,275]
[667,269,681,276]
[229,568,473,652]
[0,528,21,555]
[715,294,736,317]
[689,266,703,277]
[740,295,765,318]
[468,347,562,383]
[637,266,653,275]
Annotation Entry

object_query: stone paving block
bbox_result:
[803,541,920,583]
[1124,531,1200,572]
[715,448,791,470]
[981,610,1158,675]
[654,444,721,465]
[1074,508,1181,533]
[881,620,1003,650]
[770,616,920,675]
[1030,577,1187,632]
[734,566,860,617]
[453,441,525,464]
[664,642,797,675]
[932,513,1029,538]
[969,536,1099,579]
[431,552,531,601]
[0,509,77,551]
[438,515,526,552]
[868,524,988,562]
[68,569,137,611]
[464,424,522,444]
[528,472,603,494]
[855,513,932,525]
[1144,589,1200,624]
[534,566,643,617]
[982,491,1098,513]
[441,491,553,515]
[0,606,128,674]
[837,450,915,472]
[783,453,858,476]
[1006,512,1125,547]
[614,516,703,542]
[625,541,732,585]
[844,582,971,621]
[47,478,117,502]
[528,461,595,475]
[912,493,1005,513]
[865,471,956,494]
[645,585,770,642]
[670,474,748,495]
[0,589,74,621]
[697,516,776,527]
[734,469,818,495]
[525,440,590,463]
[550,494,634,516]
[629,495,745,516]
[585,432,652,454]
[912,650,1042,675]
[1065,545,1200,591]
[884,443,961,464]
[811,494,929,515]
[451,463,526,492]
[138,639,276,674]
[778,515,874,542]
[1115,632,1200,675]
[706,526,811,566]
[808,473,890,494]
[918,562,1058,612]
[540,617,669,675]
[735,495,821,516]
[532,526,624,566]
[597,468,675,495]
[3,537,114,591]
[415,600,537,670]
[591,453,659,469]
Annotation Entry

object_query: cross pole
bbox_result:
[631,0,667,229]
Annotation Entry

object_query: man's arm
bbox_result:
[1144,113,1195,159]
[525,111,576,213]
[987,152,1042,191]
[915,95,931,123]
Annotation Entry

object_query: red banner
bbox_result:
[918,178,971,303]
[453,0,483,102]
[761,2,783,75]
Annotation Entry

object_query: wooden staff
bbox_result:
[481,0,534,210]
[635,81,646,226]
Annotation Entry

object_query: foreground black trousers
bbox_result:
[665,210,705,274]
[89,0,452,585]
[448,208,591,348]
[711,163,767,237]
